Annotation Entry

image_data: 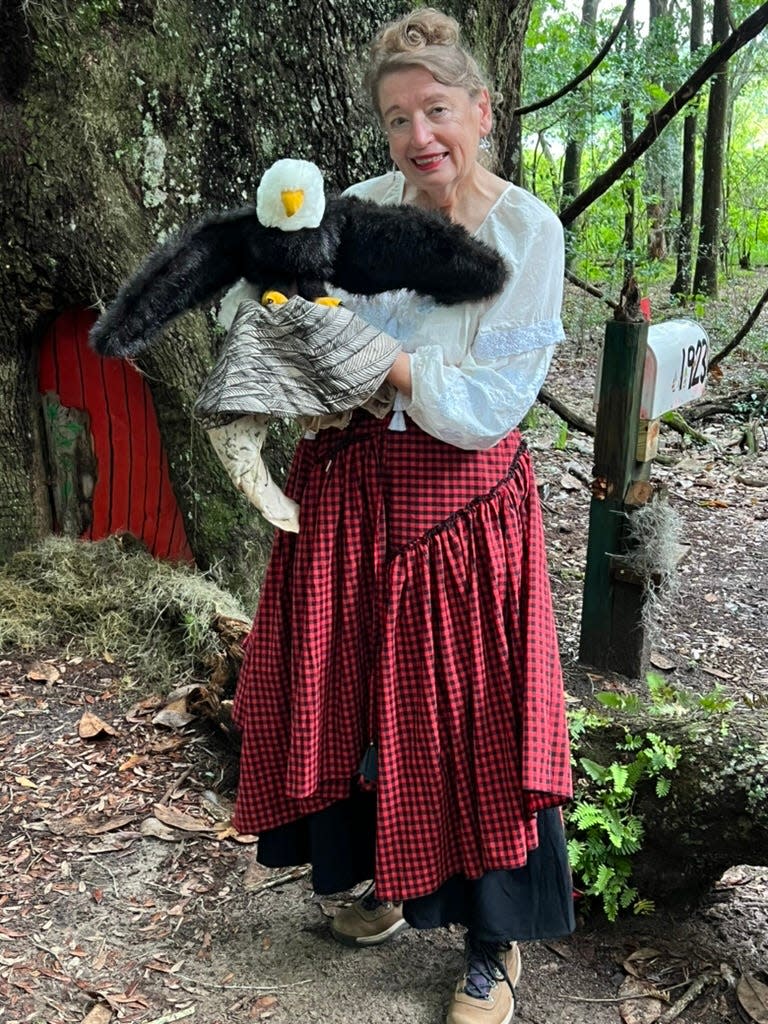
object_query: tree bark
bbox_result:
[643,0,676,263]
[692,0,731,297]
[670,0,705,298]
[0,0,401,605]
[453,0,537,184]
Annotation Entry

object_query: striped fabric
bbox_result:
[195,297,400,425]
[232,411,572,902]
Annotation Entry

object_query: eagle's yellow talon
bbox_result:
[314,296,342,307]
[261,290,289,306]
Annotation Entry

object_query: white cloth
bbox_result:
[339,172,565,450]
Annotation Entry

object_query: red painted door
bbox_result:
[38,308,193,562]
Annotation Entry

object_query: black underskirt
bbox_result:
[256,790,575,943]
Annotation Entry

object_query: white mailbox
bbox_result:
[640,319,708,420]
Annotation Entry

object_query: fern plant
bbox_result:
[563,673,733,921]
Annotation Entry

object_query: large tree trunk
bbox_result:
[692,0,730,297]
[0,0,402,606]
[452,0,537,183]
[670,0,705,297]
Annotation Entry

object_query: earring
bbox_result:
[479,135,492,152]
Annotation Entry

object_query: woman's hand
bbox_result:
[386,351,412,398]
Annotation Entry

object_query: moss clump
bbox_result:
[0,535,247,691]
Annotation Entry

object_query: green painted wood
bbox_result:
[579,318,651,676]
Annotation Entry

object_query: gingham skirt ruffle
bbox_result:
[232,412,572,902]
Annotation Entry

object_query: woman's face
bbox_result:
[378,66,492,203]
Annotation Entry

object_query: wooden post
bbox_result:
[579,317,651,677]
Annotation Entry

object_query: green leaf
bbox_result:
[579,757,609,783]
[609,763,629,794]
[655,777,671,797]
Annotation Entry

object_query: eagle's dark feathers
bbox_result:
[90,194,508,359]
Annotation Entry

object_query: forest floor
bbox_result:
[1,268,767,1024]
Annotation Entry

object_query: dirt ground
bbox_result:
[1,271,767,1024]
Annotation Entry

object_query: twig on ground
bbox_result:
[171,975,312,992]
[247,865,312,894]
[657,970,721,1022]
[565,979,693,1003]
[158,766,194,805]
[145,1008,196,1024]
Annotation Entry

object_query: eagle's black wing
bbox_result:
[90,209,266,358]
[327,196,508,304]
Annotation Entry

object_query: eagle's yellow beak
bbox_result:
[281,189,304,218]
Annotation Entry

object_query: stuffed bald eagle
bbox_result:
[89,158,507,357]
[90,158,508,533]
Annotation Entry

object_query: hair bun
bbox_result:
[378,8,461,56]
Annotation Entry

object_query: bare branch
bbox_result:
[710,281,768,368]
[564,268,619,312]
[559,2,768,226]
[538,385,596,436]
[515,0,635,116]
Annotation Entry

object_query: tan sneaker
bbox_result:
[446,939,522,1024]
[330,886,409,947]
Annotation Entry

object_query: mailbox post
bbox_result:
[579,316,708,677]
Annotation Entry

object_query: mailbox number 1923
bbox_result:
[678,337,708,391]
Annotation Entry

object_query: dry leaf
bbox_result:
[250,995,278,1019]
[148,735,188,753]
[14,775,38,789]
[560,473,582,491]
[243,860,271,892]
[80,1004,112,1024]
[45,812,137,837]
[78,712,118,739]
[153,804,214,833]
[118,753,148,772]
[618,976,667,1024]
[125,694,164,722]
[715,865,760,889]
[737,973,768,1024]
[152,700,196,729]
[140,818,183,842]
[26,660,61,684]
[649,652,675,671]
[623,948,663,978]
[701,666,733,680]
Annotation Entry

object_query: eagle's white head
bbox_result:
[256,158,325,231]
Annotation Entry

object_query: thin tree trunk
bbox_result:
[561,0,600,268]
[559,2,768,227]
[621,5,637,280]
[692,0,731,297]
[671,0,705,297]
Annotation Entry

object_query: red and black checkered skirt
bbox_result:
[232,411,572,902]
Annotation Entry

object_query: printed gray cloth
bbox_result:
[194,296,401,426]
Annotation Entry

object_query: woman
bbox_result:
[232,9,574,1023]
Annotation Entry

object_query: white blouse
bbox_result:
[340,172,565,451]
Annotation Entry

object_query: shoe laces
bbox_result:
[358,882,388,912]
[463,938,516,1002]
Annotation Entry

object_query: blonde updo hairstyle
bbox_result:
[366,8,494,119]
